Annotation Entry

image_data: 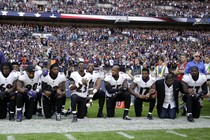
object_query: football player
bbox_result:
[41,63,66,121]
[86,62,105,117]
[0,62,18,121]
[129,68,156,120]
[16,65,40,122]
[182,66,208,122]
[69,61,92,122]
[104,65,131,120]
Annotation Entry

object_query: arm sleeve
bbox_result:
[105,82,118,94]
[42,81,49,91]
[200,82,208,95]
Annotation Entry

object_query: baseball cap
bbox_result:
[26,65,35,72]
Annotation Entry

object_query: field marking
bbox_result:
[6,135,15,140]
[116,132,134,139]
[64,134,77,140]
[166,130,188,137]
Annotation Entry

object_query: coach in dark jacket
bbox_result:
[155,73,183,119]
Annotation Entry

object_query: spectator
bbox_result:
[184,52,206,75]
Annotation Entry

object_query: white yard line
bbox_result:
[64,134,77,140]
[6,135,15,140]
[116,132,134,139]
[166,130,188,137]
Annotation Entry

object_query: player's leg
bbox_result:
[106,97,116,117]
[192,99,201,118]
[118,91,131,120]
[147,98,156,120]
[25,95,35,119]
[55,93,63,121]
[71,94,79,122]
[42,95,53,118]
[134,98,142,117]
[8,92,16,121]
[92,90,105,117]
[16,92,23,122]
[77,97,87,119]
[0,97,7,119]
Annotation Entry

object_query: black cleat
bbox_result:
[72,115,77,123]
[9,113,15,121]
[123,116,131,120]
[147,114,153,120]
[56,113,61,121]
[97,113,104,118]
[16,111,22,122]
[38,108,43,117]
[65,109,72,117]
[187,114,194,122]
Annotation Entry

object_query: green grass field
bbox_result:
[1,98,210,140]
[1,128,210,140]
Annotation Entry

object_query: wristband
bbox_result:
[75,83,80,88]
[93,89,98,94]
[89,94,94,98]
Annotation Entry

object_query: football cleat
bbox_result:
[123,116,131,120]
[9,113,15,121]
[37,108,43,117]
[187,114,194,122]
[16,111,22,122]
[64,109,72,117]
[72,115,77,123]
[147,114,153,120]
[56,113,61,121]
[97,113,104,118]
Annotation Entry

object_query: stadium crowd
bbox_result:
[0,23,210,71]
[0,0,209,17]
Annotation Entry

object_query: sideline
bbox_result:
[64,134,77,140]
[166,130,188,137]
[6,135,15,140]
[116,131,134,139]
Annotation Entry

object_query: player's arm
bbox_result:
[146,83,156,98]
[181,81,192,95]
[69,78,82,90]
[42,81,51,97]
[104,81,119,94]
[16,80,25,93]
[200,82,208,95]
[128,82,139,97]
[57,81,66,95]
[94,78,101,91]
[6,80,17,93]
[121,79,128,90]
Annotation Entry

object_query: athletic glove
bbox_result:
[193,92,203,100]
[27,90,37,99]
[42,69,48,76]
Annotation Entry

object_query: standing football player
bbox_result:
[41,63,66,121]
[86,62,105,117]
[0,62,18,121]
[69,61,92,122]
[104,65,131,120]
[16,65,40,122]
[129,68,156,120]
